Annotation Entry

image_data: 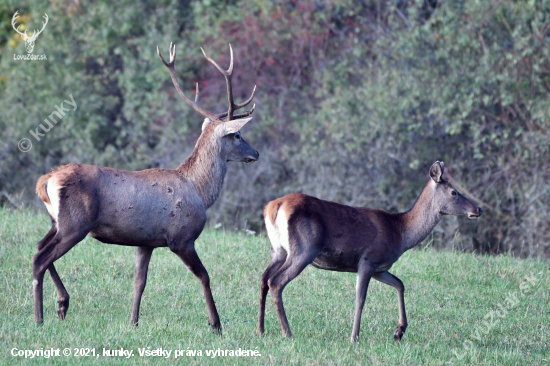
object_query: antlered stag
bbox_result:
[257,161,482,342]
[33,43,258,333]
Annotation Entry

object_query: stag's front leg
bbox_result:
[373,271,407,342]
[351,263,375,343]
[171,244,221,333]
[130,247,154,326]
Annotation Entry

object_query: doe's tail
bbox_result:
[36,172,53,204]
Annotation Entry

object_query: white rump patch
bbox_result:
[264,205,290,255]
[45,176,63,221]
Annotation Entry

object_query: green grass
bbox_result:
[0,209,548,365]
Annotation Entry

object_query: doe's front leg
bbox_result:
[373,271,408,342]
[351,263,375,343]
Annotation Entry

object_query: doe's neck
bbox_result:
[398,180,443,252]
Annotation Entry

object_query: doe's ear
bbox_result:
[222,117,253,136]
[429,161,444,183]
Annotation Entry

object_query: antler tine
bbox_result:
[201,46,232,76]
[233,103,256,119]
[212,83,256,120]
[202,44,256,121]
[235,85,256,109]
[217,103,255,120]
[157,43,218,121]
[227,44,234,75]
[201,45,234,120]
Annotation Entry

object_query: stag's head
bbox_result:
[12,11,49,54]
[158,43,259,164]
[429,161,482,220]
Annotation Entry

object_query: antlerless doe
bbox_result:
[257,161,482,342]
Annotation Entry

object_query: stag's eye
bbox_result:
[451,190,457,196]
[234,134,240,140]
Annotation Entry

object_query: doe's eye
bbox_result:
[451,191,457,196]
[234,134,240,140]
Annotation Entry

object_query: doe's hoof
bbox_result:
[210,321,222,335]
[57,299,69,320]
[393,326,406,342]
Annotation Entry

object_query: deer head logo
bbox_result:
[12,11,49,54]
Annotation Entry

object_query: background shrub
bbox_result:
[1,0,549,257]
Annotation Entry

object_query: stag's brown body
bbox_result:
[257,162,482,342]
[38,164,210,249]
[32,43,258,332]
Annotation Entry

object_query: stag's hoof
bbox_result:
[256,327,264,336]
[57,299,69,320]
[393,326,406,342]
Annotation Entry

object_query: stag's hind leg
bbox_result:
[36,224,70,320]
[170,243,221,334]
[33,228,90,324]
[256,248,287,335]
[373,271,407,342]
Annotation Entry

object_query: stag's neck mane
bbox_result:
[177,126,227,209]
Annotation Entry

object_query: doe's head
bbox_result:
[429,161,482,220]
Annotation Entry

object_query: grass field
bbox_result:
[0,209,548,365]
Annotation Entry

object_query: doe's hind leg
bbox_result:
[267,250,319,337]
[256,248,286,335]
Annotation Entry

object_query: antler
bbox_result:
[158,43,219,121]
[11,11,26,38]
[28,13,48,41]
[201,44,256,121]
[158,43,256,122]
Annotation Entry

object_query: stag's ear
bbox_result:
[202,118,212,131]
[222,117,253,136]
[430,161,444,183]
